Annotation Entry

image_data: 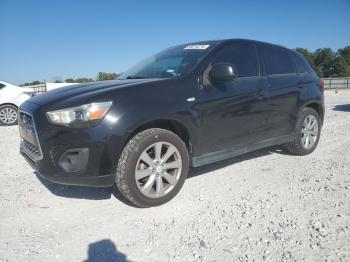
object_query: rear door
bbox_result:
[198,42,270,154]
[259,44,300,138]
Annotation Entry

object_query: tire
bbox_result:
[286,107,321,155]
[115,128,189,207]
[0,104,18,126]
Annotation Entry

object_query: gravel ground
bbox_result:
[0,90,349,262]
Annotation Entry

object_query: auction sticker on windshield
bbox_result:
[184,45,210,50]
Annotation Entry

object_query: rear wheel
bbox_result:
[287,107,321,155]
[115,128,189,207]
[0,105,18,126]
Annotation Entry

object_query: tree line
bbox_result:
[21,72,120,86]
[20,45,350,86]
[295,46,350,77]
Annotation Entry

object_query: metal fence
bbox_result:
[323,77,350,90]
[25,84,47,96]
[32,84,47,96]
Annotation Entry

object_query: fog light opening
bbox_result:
[58,148,89,173]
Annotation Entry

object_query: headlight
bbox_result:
[47,101,112,128]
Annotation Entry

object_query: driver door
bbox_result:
[197,42,270,154]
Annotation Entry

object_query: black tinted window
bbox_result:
[263,46,295,75]
[212,43,259,78]
[293,53,308,74]
[0,83,6,90]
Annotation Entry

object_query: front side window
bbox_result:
[210,43,259,78]
[262,46,296,75]
[118,43,216,80]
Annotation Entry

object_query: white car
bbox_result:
[0,81,34,126]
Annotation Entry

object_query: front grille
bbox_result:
[19,111,43,161]
[22,139,41,159]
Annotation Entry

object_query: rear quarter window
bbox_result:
[262,46,296,75]
[295,52,315,75]
[0,83,6,90]
[293,53,308,74]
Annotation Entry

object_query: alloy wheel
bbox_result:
[0,107,18,125]
[301,115,319,149]
[135,142,182,198]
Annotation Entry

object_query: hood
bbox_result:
[27,79,164,106]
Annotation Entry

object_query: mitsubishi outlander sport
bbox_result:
[19,39,324,207]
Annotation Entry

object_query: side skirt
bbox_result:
[191,134,293,167]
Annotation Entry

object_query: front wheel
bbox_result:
[115,128,189,207]
[287,107,321,155]
[0,105,18,126]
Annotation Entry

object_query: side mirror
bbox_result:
[209,63,236,82]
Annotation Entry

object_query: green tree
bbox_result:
[337,46,350,65]
[327,57,350,77]
[314,48,335,77]
[65,78,75,83]
[75,78,94,83]
[96,72,119,81]
[64,78,94,83]
[21,80,44,86]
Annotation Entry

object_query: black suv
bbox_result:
[19,39,324,207]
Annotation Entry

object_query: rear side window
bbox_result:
[0,83,6,90]
[293,53,308,74]
[212,43,259,78]
[262,46,296,75]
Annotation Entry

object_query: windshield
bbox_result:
[118,43,216,80]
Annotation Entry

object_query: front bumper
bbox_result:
[19,102,124,187]
[20,151,115,186]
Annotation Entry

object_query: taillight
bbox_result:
[319,79,324,91]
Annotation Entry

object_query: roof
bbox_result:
[186,38,292,51]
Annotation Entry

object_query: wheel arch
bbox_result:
[303,102,324,124]
[0,103,19,109]
[124,119,193,156]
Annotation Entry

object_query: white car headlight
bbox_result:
[47,101,112,128]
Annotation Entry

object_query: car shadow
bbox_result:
[36,173,113,200]
[36,173,138,207]
[333,104,350,112]
[188,145,288,179]
[36,145,289,206]
[83,239,129,262]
